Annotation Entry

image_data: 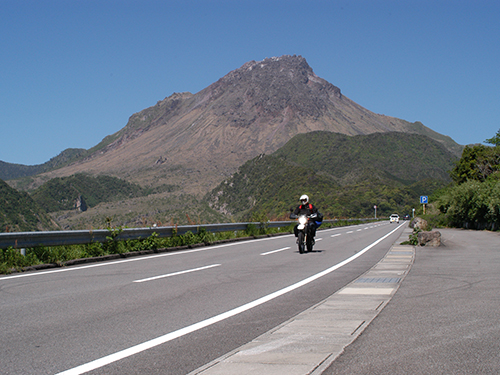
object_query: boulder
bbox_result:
[417,230,441,247]
[411,217,428,230]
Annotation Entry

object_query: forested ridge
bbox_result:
[206,131,457,220]
[0,179,59,232]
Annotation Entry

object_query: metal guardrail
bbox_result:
[0,219,371,249]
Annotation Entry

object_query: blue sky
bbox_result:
[1,0,499,165]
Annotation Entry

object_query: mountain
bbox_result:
[0,148,86,181]
[0,179,59,232]
[10,55,462,197]
[206,131,458,220]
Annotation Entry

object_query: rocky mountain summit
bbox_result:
[18,55,461,196]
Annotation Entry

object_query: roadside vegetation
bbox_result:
[421,129,500,230]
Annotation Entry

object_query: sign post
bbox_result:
[374,205,377,219]
[420,196,428,214]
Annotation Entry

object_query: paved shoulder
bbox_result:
[322,228,500,375]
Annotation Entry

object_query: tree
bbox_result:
[485,129,500,147]
[450,144,500,184]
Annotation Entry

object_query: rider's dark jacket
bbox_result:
[291,203,318,218]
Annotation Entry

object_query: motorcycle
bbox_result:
[291,213,317,254]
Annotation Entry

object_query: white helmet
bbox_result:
[300,194,309,204]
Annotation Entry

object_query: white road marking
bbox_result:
[261,247,290,256]
[331,234,341,238]
[133,264,221,283]
[0,236,291,281]
[55,223,405,375]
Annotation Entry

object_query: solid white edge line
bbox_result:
[133,264,221,283]
[55,222,405,375]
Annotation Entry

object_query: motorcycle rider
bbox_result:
[290,194,322,242]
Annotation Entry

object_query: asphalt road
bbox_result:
[0,221,406,375]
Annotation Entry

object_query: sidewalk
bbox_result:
[188,227,416,375]
[322,228,500,374]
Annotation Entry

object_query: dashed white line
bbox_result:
[261,247,290,256]
[133,264,221,283]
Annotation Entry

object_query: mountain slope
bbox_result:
[272,131,456,184]
[206,131,457,220]
[0,179,59,232]
[0,148,86,181]
[30,173,167,213]
[13,55,462,197]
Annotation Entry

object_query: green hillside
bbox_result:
[205,132,457,220]
[0,148,87,180]
[30,173,172,213]
[272,131,456,184]
[0,179,59,232]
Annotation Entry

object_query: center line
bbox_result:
[261,247,290,255]
[133,264,221,283]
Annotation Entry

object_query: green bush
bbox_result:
[437,179,500,229]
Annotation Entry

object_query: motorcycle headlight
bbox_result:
[298,216,308,225]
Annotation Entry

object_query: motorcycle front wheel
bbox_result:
[297,231,305,254]
[306,235,314,252]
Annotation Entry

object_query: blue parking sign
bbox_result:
[420,196,428,204]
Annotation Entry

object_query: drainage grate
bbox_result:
[355,277,401,283]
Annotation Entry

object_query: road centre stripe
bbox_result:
[55,222,405,375]
[133,264,221,283]
[260,247,290,255]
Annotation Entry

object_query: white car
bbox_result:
[389,214,400,223]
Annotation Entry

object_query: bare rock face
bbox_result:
[75,195,87,212]
[417,230,441,247]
